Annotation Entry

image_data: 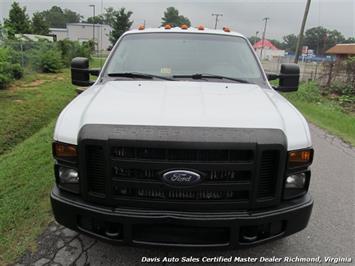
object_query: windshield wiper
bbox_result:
[107,72,174,81]
[173,73,251,84]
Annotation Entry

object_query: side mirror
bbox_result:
[71,57,101,87]
[268,63,300,92]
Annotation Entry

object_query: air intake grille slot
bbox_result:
[86,145,105,195]
[257,150,279,199]
[113,187,249,201]
[112,147,253,162]
[113,166,251,182]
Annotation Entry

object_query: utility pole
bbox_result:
[255,31,260,45]
[294,0,311,63]
[212,13,223,29]
[89,5,96,53]
[260,17,270,60]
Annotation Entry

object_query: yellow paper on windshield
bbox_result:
[160,67,172,75]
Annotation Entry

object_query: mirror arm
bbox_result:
[71,67,101,76]
[267,73,279,81]
[89,68,101,76]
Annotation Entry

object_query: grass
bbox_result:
[284,82,355,146]
[91,56,107,68]
[0,68,76,264]
[0,121,56,265]
[0,70,75,155]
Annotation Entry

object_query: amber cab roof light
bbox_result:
[164,24,172,29]
[223,27,231,32]
[138,24,145,30]
[197,25,205,30]
[180,24,188,30]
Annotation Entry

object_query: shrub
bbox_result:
[0,47,24,89]
[57,39,93,66]
[30,42,63,73]
[287,81,322,103]
[0,73,11,89]
[9,63,24,79]
[326,81,355,97]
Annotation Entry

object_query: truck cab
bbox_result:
[51,26,313,247]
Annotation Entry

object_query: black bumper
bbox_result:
[51,186,313,248]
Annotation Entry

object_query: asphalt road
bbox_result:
[16,124,355,266]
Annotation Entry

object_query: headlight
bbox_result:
[55,165,80,194]
[284,171,310,199]
[285,173,306,189]
[58,167,79,183]
[287,149,313,169]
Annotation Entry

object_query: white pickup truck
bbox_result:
[51,26,314,248]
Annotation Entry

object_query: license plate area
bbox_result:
[132,223,230,246]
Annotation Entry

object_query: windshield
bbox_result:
[105,33,265,84]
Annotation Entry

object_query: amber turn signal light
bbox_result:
[53,142,77,158]
[288,149,313,168]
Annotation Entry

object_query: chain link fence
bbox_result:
[261,57,352,86]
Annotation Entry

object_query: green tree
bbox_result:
[4,2,31,34]
[86,7,118,26]
[31,12,49,35]
[343,37,355,44]
[326,29,345,48]
[109,8,133,45]
[63,8,82,24]
[87,15,105,24]
[0,22,4,40]
[103,7,116,26]
[269,39,283,49]
[248,36,261,45]
[304,26,345,55]
[282,34,298,52]
[304,26,327,54]
[40,6,81,28]
[161,7,191,27]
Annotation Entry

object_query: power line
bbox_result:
[212,13,223,29]
[260,17,270,60]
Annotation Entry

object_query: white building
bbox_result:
[253,39,285,61]
[50,23,112,51]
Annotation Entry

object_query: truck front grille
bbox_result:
[80,141,285,211]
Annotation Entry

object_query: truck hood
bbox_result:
[82,81,283,128]
[54,81,311,150]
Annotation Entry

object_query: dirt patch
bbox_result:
[23,80,46,87]
[10,79,47,91]
[14,99,24,103]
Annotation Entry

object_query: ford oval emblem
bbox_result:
[162,170,201,186]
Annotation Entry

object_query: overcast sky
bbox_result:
[0,0,354,40]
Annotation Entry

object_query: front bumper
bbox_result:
[51,186,313,248]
